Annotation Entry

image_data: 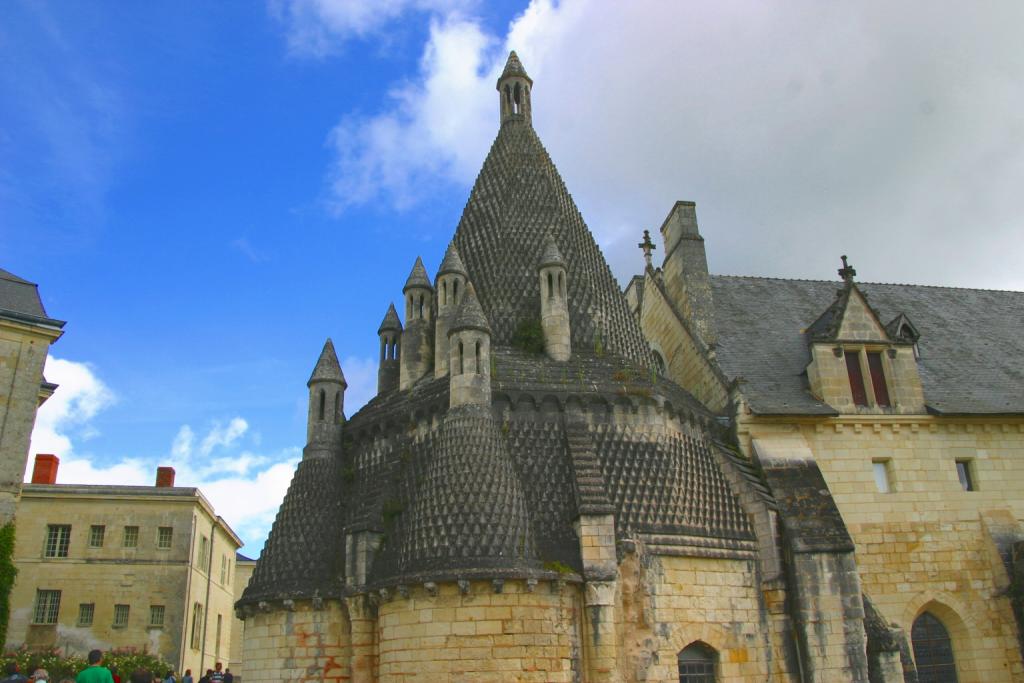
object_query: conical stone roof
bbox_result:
[449,282,491,334]
[307,338,346,386]
[403,256,433,292]
[437,243,468,277]
[499,50,532,84]
[451,112,653,366]
[539,234,565,268]
[377,303,403,334]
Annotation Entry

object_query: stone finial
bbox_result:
[638,229,656,268]
[499,50,532,85]
[378,303,403,334]
[437,243,468,278]
[449,282,491,335]
[308,338,347,387]
[403,256,433,292]
[838,255,857,282]
[539,234,566,269]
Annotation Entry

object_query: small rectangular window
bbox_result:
[149,605,165,628]
[89,525,105,548]
[867,352,891,407]
[78,603,94,626]
[123,526,139,548]
[845,351,869,406]
[157,526,173,549]
[956,460,975,491]
[873,460,891,493]
[33,590,61,624]
[44,525,71,558]
[113,604,130,627]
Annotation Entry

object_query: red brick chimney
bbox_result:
[31,454,59,484]
[155,466,176,488]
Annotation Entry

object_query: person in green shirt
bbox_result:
[76,651,113,683]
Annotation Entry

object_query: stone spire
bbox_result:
[435,243,468,378]
[497,50,533,125]
[378,304,402,396]
[306,338,346,450]
[401,257,435,390]
[539,235,571,361]
[437,242,468,277]
[403,256,433,293]
[448,283,492,407]
[449,282,491,335]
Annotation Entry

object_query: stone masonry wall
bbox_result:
[740,416,1024,682]
[376,580,581,682]
[241,601,351,683]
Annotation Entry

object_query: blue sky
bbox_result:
[5,0,1023,554]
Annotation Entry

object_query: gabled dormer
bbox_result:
[805,257,925,414]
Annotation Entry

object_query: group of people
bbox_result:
[2,651,234,683]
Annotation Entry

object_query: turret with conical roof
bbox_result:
[400,257,435,390]
[435,243,468,378]
[377,303,402,395]
[497,50,533,125]
[306,338,346,451]
[538,234,571,361]
[448,282,491,407]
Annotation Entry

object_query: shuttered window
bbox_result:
[867,352,890,406]
[845,351,869,406]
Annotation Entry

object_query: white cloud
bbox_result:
[320,0,1024,291]
[272,0,473,57]
[171,425,194,459]
[29,356,116,460]
[341,355,377,415]
[198,417,249,456]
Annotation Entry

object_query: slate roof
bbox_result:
[0,268,64,326]
[449,283,490,334]
[403,256,433,292]
[437,243,467,277]
[307,338,346,386]
[711,276,1024,415]
[377,303,402,333]
[451,112,653,368]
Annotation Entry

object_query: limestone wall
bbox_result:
[741,416,1024,682]
[242,601,350,683]
[376,580,581,682]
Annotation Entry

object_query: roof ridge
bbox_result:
[711,273,1023,293]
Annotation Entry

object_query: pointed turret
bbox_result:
[306,338,346,451]
[435,243,469,378]
[497,51,533,125]
[377,304,402,396]
[400,257,435,390]
[448,283,491,407]
[538,234,571,361]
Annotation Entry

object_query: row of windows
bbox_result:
[44,524,173,557]
[196,534,233,586]
[33,590,164,629]
[188,602,225,658]
[672,611,959,682]
[872,458,977,493]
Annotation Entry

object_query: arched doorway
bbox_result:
[912,611,958,682]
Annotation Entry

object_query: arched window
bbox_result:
[453,279,459,303]
[513,82,521,113]
[458,341,464,375]
[677,642,716,683]
[652,350,666,376]
[441,279,447,306]
[334,392,341,420]
[547,272,554,299]
[912,612,958,682]
[318,389,325,421]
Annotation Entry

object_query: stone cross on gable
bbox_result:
[638,230,656,267]
[838,255,857,282]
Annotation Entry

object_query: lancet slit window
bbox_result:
[475,341,481,373]
[318,389,325,421]
[458,341,464,375]
[334,391,341,420]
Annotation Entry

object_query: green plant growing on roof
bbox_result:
[512,318,545,354]
[542,560,575,575]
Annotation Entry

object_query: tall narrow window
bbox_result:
[866,352,891,406]
[873,460,892,493]
[458,341,464,375]
[955,460,975,491]
[453,279,459,302]
[113,604,130,627]
[149,605,165,628]
[123,525,139,548]
[318,389,325,420]
[845,351,869,406]
[475,341,481,374]
[559,272,565,297]
[78,603,95,626]
[547,272,554,299]
[157,526,173,549]
[190,602,204,650]
[33,590,61,624]
[44,525,71,558]
[215,614,223,658]
[334,392,341,420]
[89,525,105,548]
[677,642,717,683]
[198,535,210,568]
[912,612,958,682]
[220,555,228,585]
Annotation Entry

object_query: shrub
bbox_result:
[511,318,545,354]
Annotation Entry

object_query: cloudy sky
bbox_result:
[3,0,1022,554]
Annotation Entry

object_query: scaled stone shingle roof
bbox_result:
[711,276,1024,415]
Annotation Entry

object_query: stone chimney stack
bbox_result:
[306,338,347,450]
[497,51,533,126]
[538,234,571,361]
[659,201,717,348]
[377,303,402,395]
[155,466,176,488]
[448,282,492,408]
[31,454,59,484]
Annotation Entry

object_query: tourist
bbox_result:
[1,662,28,683]
[127,671,151,683]
[180,672,191,683]
[162,672,175,683]
[76,651,113,683]
[208,665,223,683]
[30,671,48,682]
[220,672,231,683]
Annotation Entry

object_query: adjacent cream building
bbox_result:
[8,457,244,676]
